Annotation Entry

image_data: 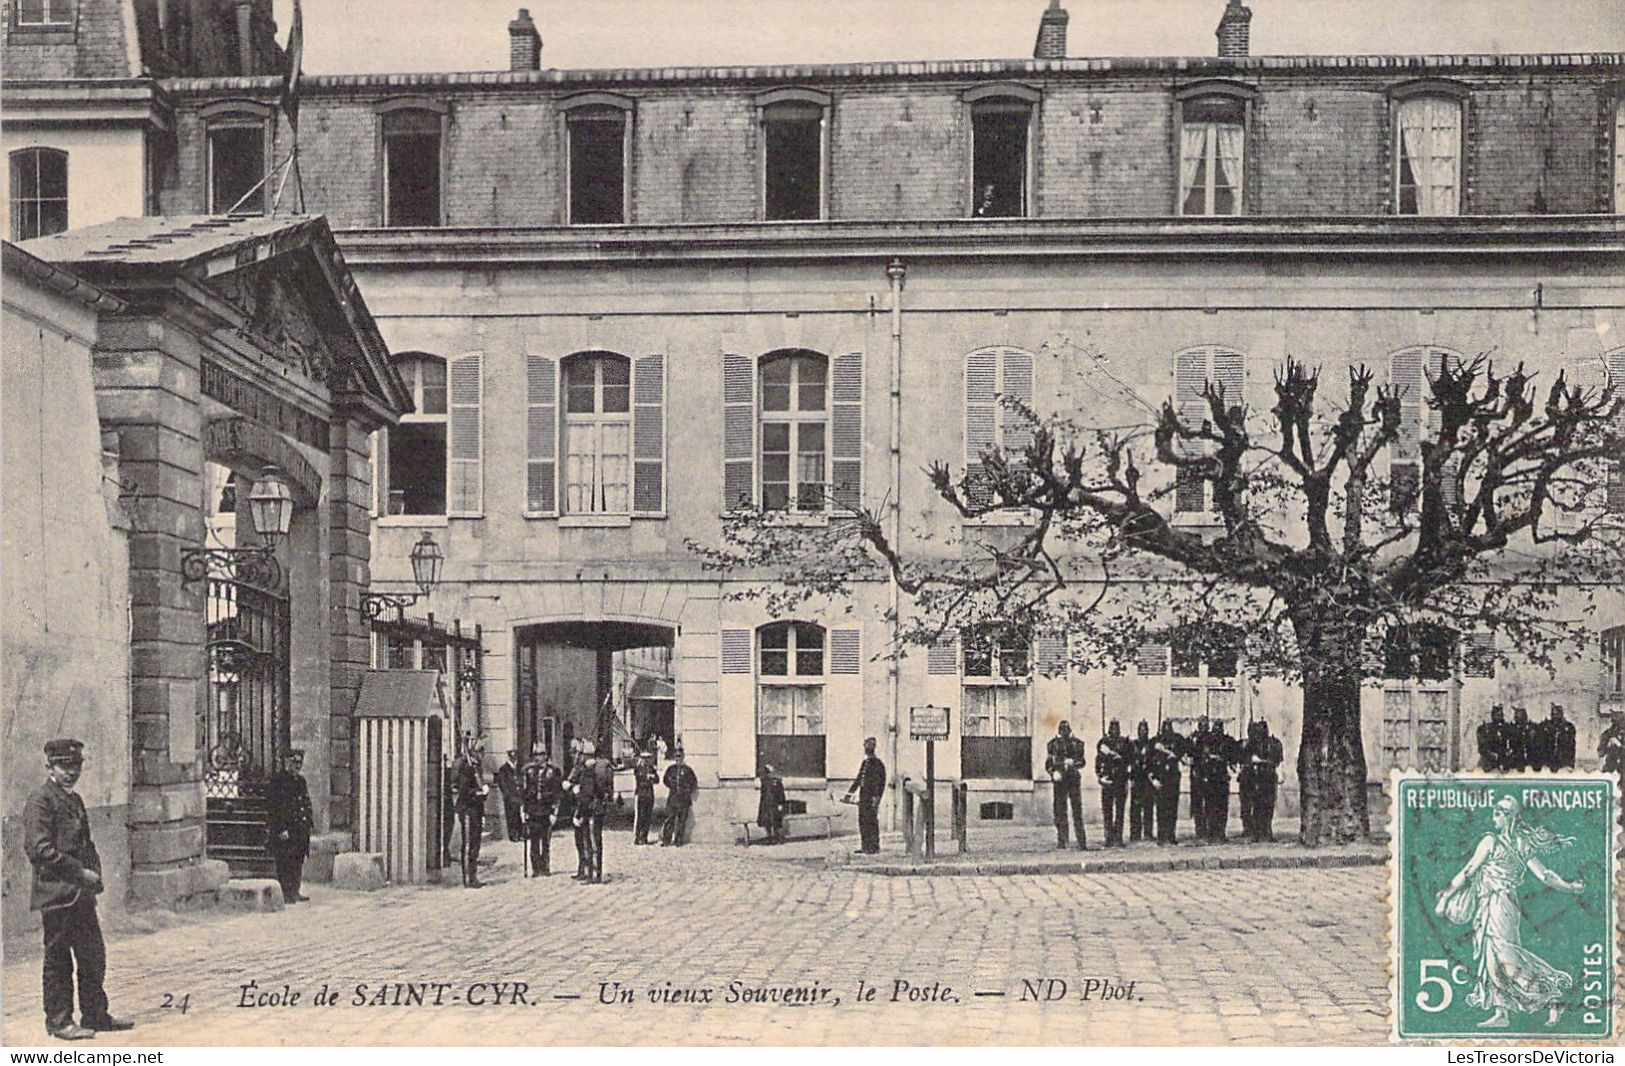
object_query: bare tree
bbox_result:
[693,354,1622,845]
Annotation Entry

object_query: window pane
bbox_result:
[388,421,447,515]
[1171,644,1202,678]
[385,129,441,227]
[765,112,822,221]
[794,622,824,675]
[11,151,39,200]
[758,685,793,733]
[999,637,1030,678]
[601,421,630,513]
[794,686,824,734]
[568,111,626,224]
[601,357,630,413]
[796,357,826,411]
[963,637,992,677]
[996,687,1031,737]
[210,125,265,214]
[761,422,790,451]
[564,422,597,513]
[971,106,1029,218]
[419,359,447,414]
[761,624,788,651]
[565,358,597,413]
[761,357,792,411]
[1183,95,1245,125]
[962,687,995,736]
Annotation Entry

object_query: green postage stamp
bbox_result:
[1390,771,1618,1042]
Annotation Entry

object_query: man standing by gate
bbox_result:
[661,748,699,847]
[845,737,887,855]
[495,749,524,843]
[1045,721,1088,850]
[266,749,313,904]
[521,743,560,876]
[453,738,488,888]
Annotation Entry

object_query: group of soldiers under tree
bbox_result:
[1476,704,1577,772]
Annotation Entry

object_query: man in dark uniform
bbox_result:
[565,742,591,878]
[1198,720,1238,843]
[845,737,887,854]
[1239,720,1285,842]
[1507,706,1533,771]
[494,749,524,842]
[632,748,660,845]
[1128,720,1156,844]
[1601,718,1624,829]
[24,739,134,1040]
[662,748,699,847]
[1148,721,1187,845]
[265,748,313,904]
[571,741,613,883]
[1476,704,1510,771]
[1095,720,1132,848]
[757,762,787,844]
[1541,704,1576,770]
[452,740,488,888]
[521,743,560,876]
[1045,721,1088,850]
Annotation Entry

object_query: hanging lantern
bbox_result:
[409,531,444,596]
[247,467,295,545]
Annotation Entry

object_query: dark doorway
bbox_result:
[514,621,675,771]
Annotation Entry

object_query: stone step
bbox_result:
[218,878,286,912]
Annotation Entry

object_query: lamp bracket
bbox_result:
[182,546,281,589]
[361,590,423,623]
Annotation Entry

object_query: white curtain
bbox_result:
[1216,124,1244,214]
[1399,97,1459,216]
[1178,124,1206,209]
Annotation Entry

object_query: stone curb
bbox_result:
[846,850,1386,877]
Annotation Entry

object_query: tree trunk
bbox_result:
[1293,614,1372,847]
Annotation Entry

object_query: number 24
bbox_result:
[161,993,190,1014]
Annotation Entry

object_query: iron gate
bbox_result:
[204,575,291,797]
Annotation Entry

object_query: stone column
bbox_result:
[326,415,374,830]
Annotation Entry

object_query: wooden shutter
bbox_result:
[1001,347,1035,456]
[1212,348,1244,416]
[720,629,753,674]
[633,353,665,515]
[1036,634,1067,677]
[526,354,557,515]
[1175,348,1211,512]
[831,352,863,512]
[718,628,756,776]
[448,352,483,516]
[1462,631,1496,679]
[1389,346,1448,513]
[722,353,754,511]
[965,350,998,506]
[927,639,959,675]
[830,628,861,674]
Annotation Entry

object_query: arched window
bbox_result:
[1175,83,1253,216]
[379,102,445,227]
[757,88,830,221]
[561,351,632,515]
[757,621,827,778]
[560,93,633,225]
[1391,83,1466,216]
[204,104,271,214]
[9,147,67,240]
[1173,345,1245,514]
[965,84,1040,218]
[759,349,828,512]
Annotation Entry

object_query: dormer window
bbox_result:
[758,89,830,221]
[1391,82,1467,216]
[965,84,1040,218]
[1178,95,1244,216]
[561,93,633,225]
[203,104,271,215]
[379,102,445,227]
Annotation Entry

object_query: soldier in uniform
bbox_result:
[632,748,660,845]
[1238,720,1285,843]
[845,737,887,854]
[1200,720,1239,843]
[1188,717,1212,841]
[521,743,561,876]
[757,762,787,845]
[1507,706,1533,771]
[1476,704,1510,771]
[265,748,313,904]
[24,739,134,1040]
[1128,720,1156,844]
[1045,721,1088,850]
[564,741,591,878]
[1600,718,1624,829]
[662,748,700,847]
[494,749,524,842]
[1538,704,1577,771]
[452,739,489,888]
[1148,721,1187,845]
[1095,720,1132,848]
[576,742,614,883]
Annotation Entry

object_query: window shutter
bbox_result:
[723,353,755,511]
[1135,643,1168,676]
[965,350,998,506]
[633,353,665,515]
[1001,347,1035,456]
[830,629,861,674]
[1462,631,1496,679]
[1175,348,1211,512]
[1608,348,1625,514]
[720,629,753,674]
[927,639,958,675]
[448,351,483,516]
[526,354,557,515]
[1212,349,1245,417]
[1036,635,1067,676]
[831,351,863,512]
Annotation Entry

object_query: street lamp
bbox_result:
[182,467,293,588]
[361,531,444,622]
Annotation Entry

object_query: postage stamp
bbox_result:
[1390,771,1618,1042]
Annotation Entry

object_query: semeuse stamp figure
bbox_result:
[1392,771,1616,1041]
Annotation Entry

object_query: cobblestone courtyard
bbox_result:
[3,834,1390,1046]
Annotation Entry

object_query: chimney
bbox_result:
[1032,0,1068,60]
[1216,0,1253,58]
[509,7,542,72]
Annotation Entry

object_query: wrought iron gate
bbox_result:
[204,574,291,797]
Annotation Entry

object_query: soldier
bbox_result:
[1128,720,1156,843]
[1148,721,1187,845]
[1506,706,1533,771]
[1045,721,1088,850]
[452,739,489,888]
[1601,718,1624,829]
[265,748,313,904]
[1188,717,1212,841]
[1095,720,1132,848]
[521,743,561,876]
[1239,721,1285,843]
[661,748,699,847]
[24,739,134,1040]
[757,762,787,845]
[577,742,614,883]
[1541,704,1576,770]
[845,737,888,854]
[1199,720,1238,843]
[565,740,592,879]
[494,749,523,842]
[1476,704,1510,771]
[632,747,660,845]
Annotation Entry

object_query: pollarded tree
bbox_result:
[693,352,1622,845]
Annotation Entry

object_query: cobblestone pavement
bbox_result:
[3,832,1390,1047]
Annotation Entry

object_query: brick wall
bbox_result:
[1468,78,1602,214]
[1254,80,1391,215]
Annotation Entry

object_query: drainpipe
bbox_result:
[885,256,907,831]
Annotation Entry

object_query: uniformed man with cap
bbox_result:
[265,748,313,903]
[1477,704,1511,771]
[1238,720,1285,843]
[632,747,660,845]
[1095,720,1132,848]
[845,737,887,854]
[1045,721,1088,850]
[662,747,700,847]
[1128,720,1155,843]
[1148,721,1188,845]
[452,738,489,888]
[521,742,561,876]
[24,739,134,1040]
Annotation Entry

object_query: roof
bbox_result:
[2,241,125,313]
[353,669,446,719]
[628,676,676,702]
[19,214,329,272]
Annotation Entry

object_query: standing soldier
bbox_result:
[1128,720,1156,844]
[1476,704,1510,771]
[453,739,489,889]
[1045,721,1088,850]
[1600,718,1624,829]
[1544,705,1576,770]
[1239,721,1285,843]
[521,743,560,876]
[1095,720,1132,848]
[578,742,614,883]
[1188,717,1213,841]
[1148,721,1187,845]
[565,740,592,879]
[265,749,313,904]
[1200,720,1238,843]
[661,748,699,847]
[845,737,888,854]
[494,749,523,843]
[1507,706,1533,771]
[632,747,660,845]
[757,762,787,845]
[24,739,134,1040]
